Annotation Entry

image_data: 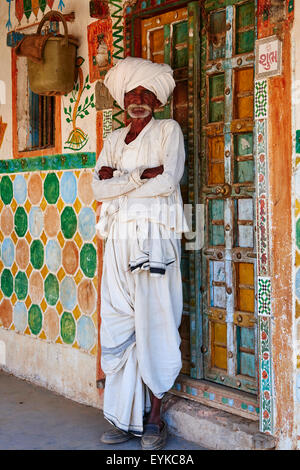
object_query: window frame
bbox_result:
[11,49,62,159]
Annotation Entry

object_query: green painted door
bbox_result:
[199,0,257,394]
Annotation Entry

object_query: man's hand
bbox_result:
[141,165,164,179]
[98,166,115,180]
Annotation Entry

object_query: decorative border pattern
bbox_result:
[254,72,273,435]
[110,0,125,130]
[258,277,271,316]
[0,153,96,175]
[103,109,113,139]
[255,80,268,120]
[172,375,259,421]
[259,315,273,434]
[256,119,270,276]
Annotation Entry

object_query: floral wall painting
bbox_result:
[87,18,113,83]
[0,117,7,148]
[64,57,95,152]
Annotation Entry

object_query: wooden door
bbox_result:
[141,7,191,374]
[200,0,257,394]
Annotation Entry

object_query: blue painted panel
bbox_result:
[211,225,225,246]
[78,207,96,241]
[13,301,27,333]
[209,199,224,245]
[29,207,44,238]
[45,240,61,273]
[61,172,77,204]
[240,327,255,350]
[60,276,77,311]
[237,326,255,377]
[77,315,95,350]
[2,238,14,267]
[240,351,255,378]
[210,199,224,220]
[210,260,214,307]
[13,175,27,204]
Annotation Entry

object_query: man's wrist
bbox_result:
[130,167,147,187]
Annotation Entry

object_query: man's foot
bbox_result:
[101,427,134,444]
[141,420,168,450]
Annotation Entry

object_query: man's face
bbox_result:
[124,86,160,119]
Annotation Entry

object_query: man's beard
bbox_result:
[127,104,152,119]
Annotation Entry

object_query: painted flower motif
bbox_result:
[263,352,269,360]
[264,390,270,400]
[261,254,267,264]
[258,133,264,143]
[263,410,270,419]
[259,153,265,162]
[262,370,268,380]
[262,331,267,341]
[259,199,265,211]
[259,174,265,183]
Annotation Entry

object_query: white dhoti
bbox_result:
[92,115,189,436]
[100,219,183,435]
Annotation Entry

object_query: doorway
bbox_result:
[129,0,258,396]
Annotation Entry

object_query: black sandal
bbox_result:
[141,420,168,450]
[101,427,134,444]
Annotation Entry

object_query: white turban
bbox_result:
[103,56,175,110]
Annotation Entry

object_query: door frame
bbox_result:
[124,0,275,433]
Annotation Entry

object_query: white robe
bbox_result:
[92,118,188,435]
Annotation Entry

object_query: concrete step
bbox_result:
[162,394,276,450]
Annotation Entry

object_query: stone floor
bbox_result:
[0,370,206,450]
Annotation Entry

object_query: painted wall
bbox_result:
[0,0,118,408]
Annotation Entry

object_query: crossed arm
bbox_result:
[91,121,185,202]
[98,165,164,181]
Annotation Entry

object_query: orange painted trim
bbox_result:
[268,29,294,445]
[11,49,62,159]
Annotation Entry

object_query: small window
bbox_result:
[12,21,61,159]
[28,88,55,151]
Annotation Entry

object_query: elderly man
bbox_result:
[92,56,188,450]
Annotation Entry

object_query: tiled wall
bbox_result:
[0,162,98,356]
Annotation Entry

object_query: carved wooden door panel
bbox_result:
[141,7,191,374]
[200,0,257,394]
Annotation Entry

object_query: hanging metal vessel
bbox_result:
[27,10,79,96]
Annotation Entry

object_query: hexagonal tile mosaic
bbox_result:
[0,170,98,355]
